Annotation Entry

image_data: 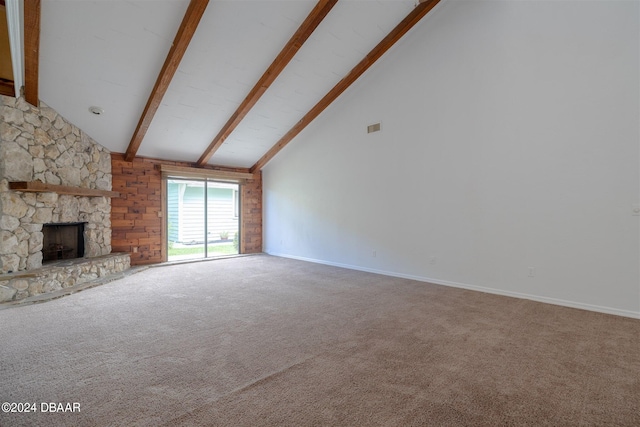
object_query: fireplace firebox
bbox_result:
[42,222,86,262]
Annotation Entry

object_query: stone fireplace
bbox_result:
[42,222,86,262]
[0,95,130,303]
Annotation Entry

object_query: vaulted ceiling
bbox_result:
[30,0,441,171]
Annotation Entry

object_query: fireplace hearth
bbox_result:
[42,222,86,262]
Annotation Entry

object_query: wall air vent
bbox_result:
[367,123,381,133]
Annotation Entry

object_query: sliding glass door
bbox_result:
[167,178,239,262]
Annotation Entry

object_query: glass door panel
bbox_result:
[206,181,239,258]
[167,179,206,261]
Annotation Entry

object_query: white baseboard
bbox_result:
[267,251,640,320]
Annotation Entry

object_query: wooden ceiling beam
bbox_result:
[124,0,209,162]
[196,0,339,167]
[250,0,440,173]
[23,0,40,106]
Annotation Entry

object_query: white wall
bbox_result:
[263,0,640,318]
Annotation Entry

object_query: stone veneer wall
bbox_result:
[0,253,130,302]
[0,95,113,274]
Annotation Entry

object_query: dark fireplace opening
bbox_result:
[42,222,86,262]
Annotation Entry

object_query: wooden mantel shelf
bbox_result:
[9,182,120,198]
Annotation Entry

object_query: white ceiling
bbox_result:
[39,0,419,169]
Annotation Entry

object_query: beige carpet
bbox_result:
[0,254,638,426]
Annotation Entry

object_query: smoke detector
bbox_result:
[88,106,104,115]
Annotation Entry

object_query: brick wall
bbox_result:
[241,172,262,254]
[111,155,163,265]
[111,154,262,265]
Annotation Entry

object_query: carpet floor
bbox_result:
[0,254,638,426]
